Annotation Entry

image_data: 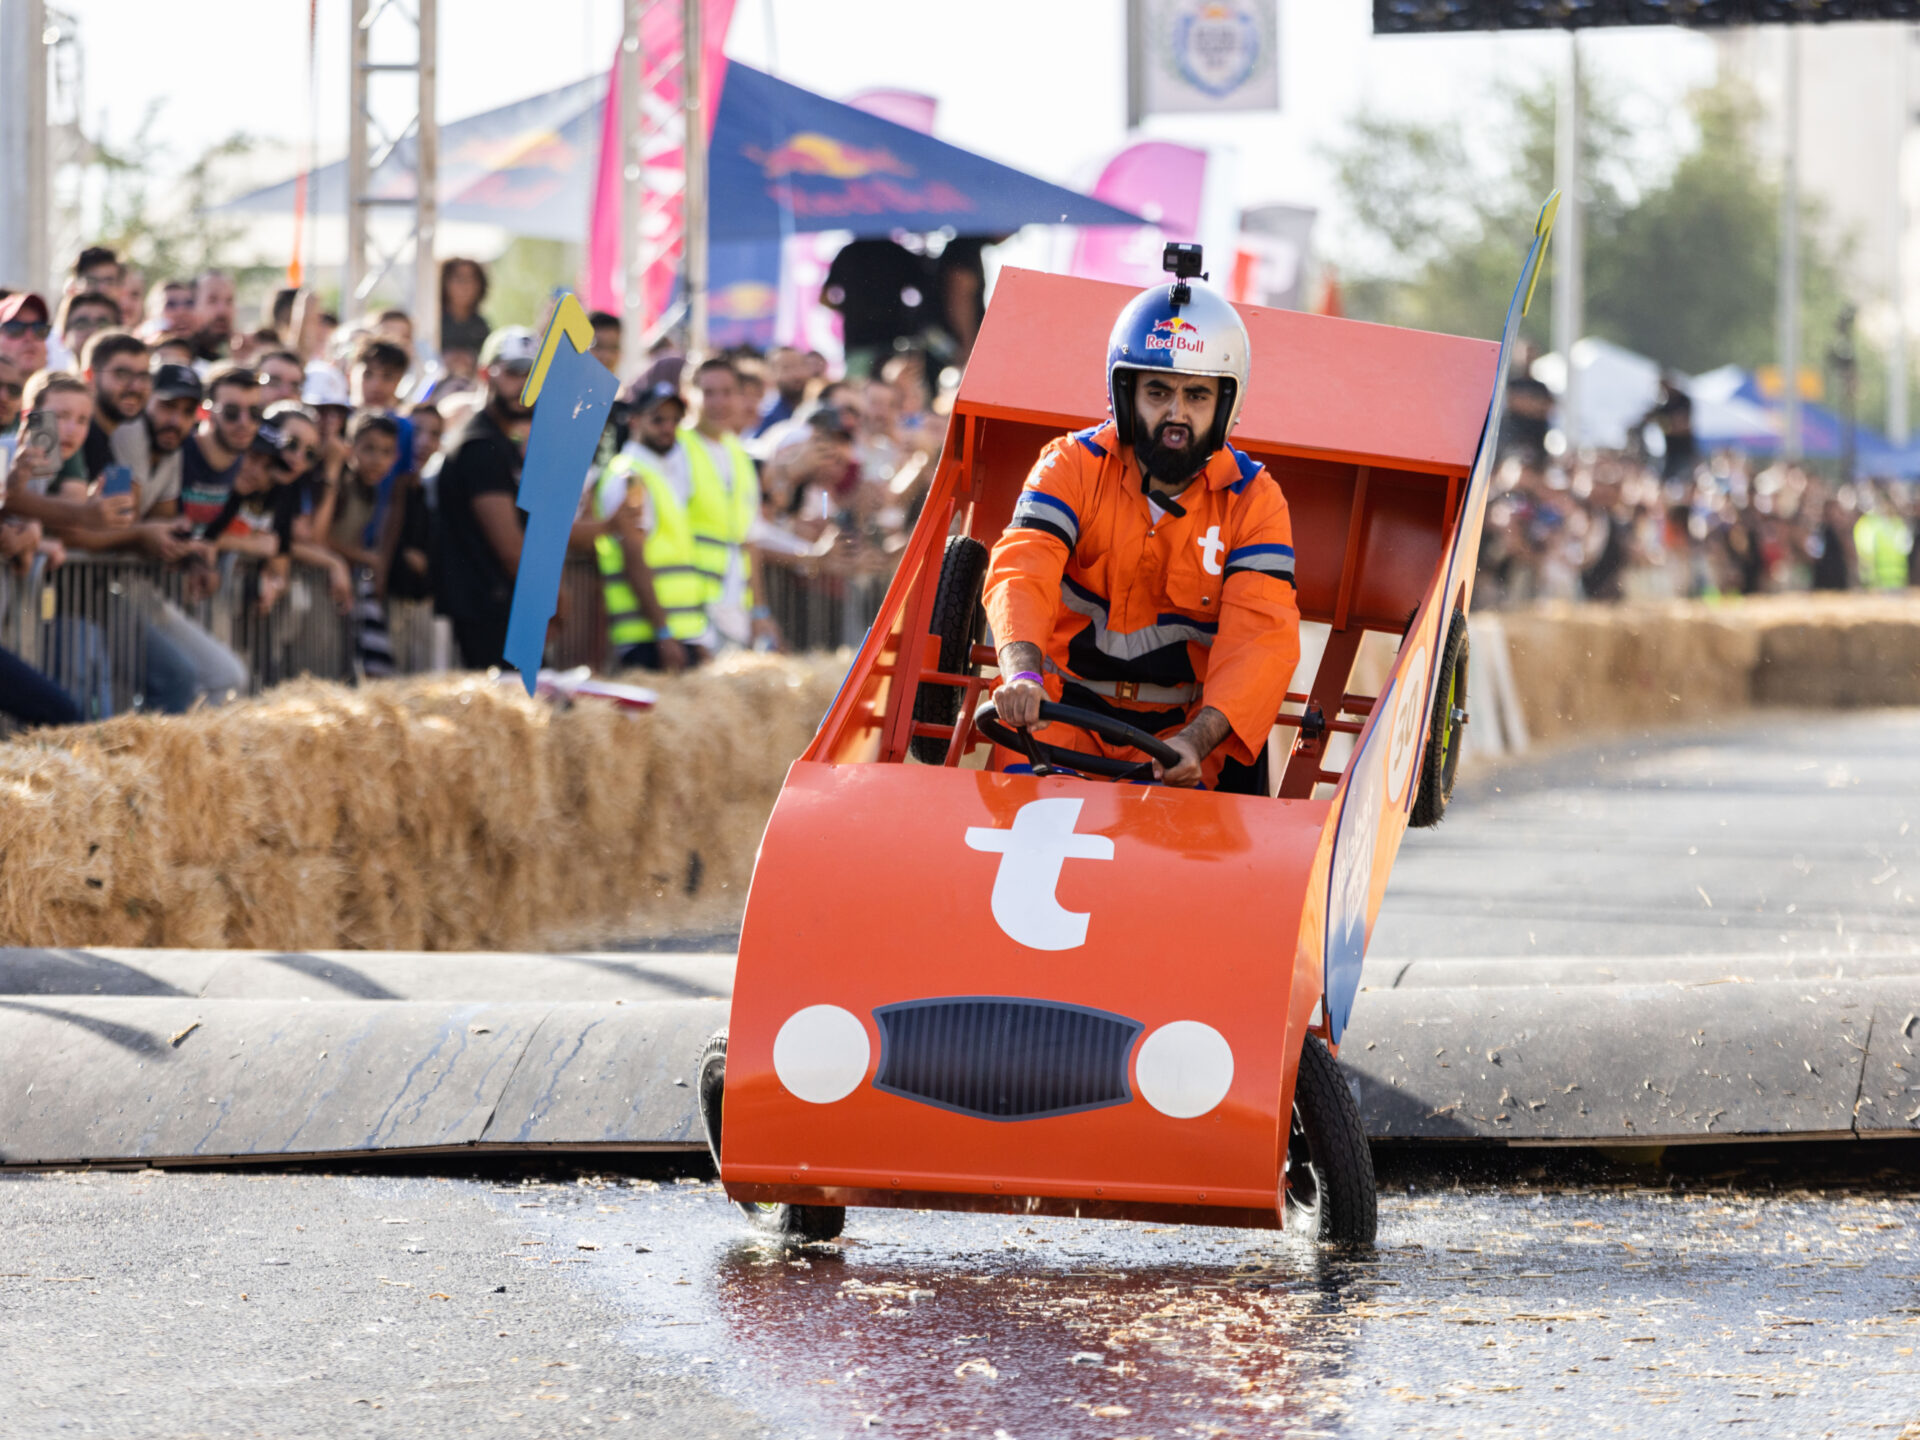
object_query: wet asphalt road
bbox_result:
[4,1156,1917,1437]
[5,710,1920,1438]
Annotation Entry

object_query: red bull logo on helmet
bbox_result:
[1144,315,1205,354]
[748,132,915,181]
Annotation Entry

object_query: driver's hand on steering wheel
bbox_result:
[1153,732,1206,788]
[995,675,1049,730]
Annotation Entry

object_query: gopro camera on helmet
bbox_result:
[1162,243,1206,280]
[1162,243,1207,307]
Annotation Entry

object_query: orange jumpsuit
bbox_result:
[982,421,1301,787]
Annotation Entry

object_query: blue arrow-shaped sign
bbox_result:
[503,293,618,693]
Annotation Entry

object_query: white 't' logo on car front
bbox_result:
[964,797,1115,951]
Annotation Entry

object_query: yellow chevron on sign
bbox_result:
[1523,190,1561,319]
[522,292,596,408]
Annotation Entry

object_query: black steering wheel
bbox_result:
[974,698,1184,782]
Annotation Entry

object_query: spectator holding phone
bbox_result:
[4,372,128,536]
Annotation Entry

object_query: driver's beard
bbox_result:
[1137,419,1211,487]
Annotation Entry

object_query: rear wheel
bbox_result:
[1409,609,1469,828]
[1284,1034,1377,1245]
[696,1030,846,1241]
[909,535,990,764]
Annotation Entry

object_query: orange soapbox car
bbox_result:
[699,203,1557,1245]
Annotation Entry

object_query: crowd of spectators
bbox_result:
[0,242,954,727]
[1482,371,1920,606]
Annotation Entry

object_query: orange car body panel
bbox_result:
[723,255,1540,1229]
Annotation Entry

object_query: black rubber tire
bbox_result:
[1284,1034,1378,1246]
[1409,608,1470,829]
[696,1029,846,1242]
[909,535,990,764]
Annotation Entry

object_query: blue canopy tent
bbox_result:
[222,63,1142,347]
[705,63,1141,241]
[1688,365,1920,477]
[222,75,605,242]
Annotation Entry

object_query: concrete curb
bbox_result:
[2,947,1915,1163]
[0,994,725,1166]
[1344,975,1920,1143]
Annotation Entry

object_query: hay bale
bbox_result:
[1752,592,1920,707]
[1502,600,1760,743]
[0,653,847,953]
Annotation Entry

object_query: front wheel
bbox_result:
[696,1030,846,1241]
[1284,1034,1377,1245]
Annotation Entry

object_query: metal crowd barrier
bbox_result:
[549,555,893,669]
[0,554,367,717]
[0,552,894,719]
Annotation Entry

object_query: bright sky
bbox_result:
[60,0,1721,241]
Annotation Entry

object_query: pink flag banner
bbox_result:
[1066,141,1207,287]
[585,0,737,321]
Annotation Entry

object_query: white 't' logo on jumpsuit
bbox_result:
[1198,525,1225,575]
[964,797,1114,950]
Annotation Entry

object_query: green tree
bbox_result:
[92,104,260,282]
[1326,74,1854,389]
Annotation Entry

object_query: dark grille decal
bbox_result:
[872,997,1143,1121]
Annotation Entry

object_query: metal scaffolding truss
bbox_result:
[347,0,438,356]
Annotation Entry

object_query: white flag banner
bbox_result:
[1137,0,1280,117]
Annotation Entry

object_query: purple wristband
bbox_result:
[1009,671,1044,686]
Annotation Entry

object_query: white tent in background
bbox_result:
[1529,336,1663,452]
[1532,340,1781,455]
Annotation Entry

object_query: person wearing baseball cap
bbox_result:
[109,360,207,519]
[590,379,712,673]
[0,293,51,376]
[431,324,543,669]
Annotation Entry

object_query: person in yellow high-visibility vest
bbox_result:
[1854,482,1913,592]
[684,357,781,650]
[592,381,714,672]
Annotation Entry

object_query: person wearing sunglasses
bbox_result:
[168,365,262,538]
[0,292,51,377]
[265,399,354,617]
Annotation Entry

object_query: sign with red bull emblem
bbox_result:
[705,66,1146,241]
[1145,315,1206,354]
[748,133,916,181]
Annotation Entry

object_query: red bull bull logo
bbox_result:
[748,132,915,181]
[1144,315,1205,354]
